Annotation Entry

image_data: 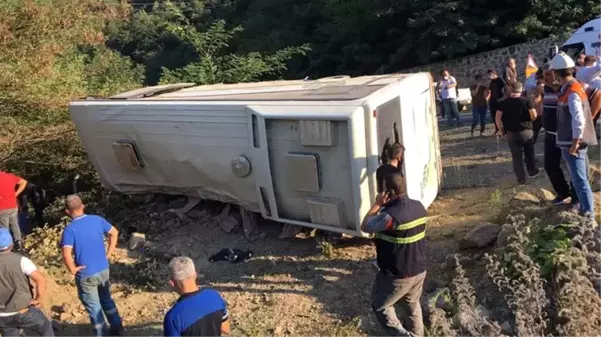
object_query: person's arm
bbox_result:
[62,246,86,275]
[61,231,86,275]
[101,218,119,259]
[220,295,231,335]
[21,257,44,307]
[527,99,537,121]
[360,193,393,233]
[484,88,491,101]
[495,110,504,135]
[447,77,457,88]
[567,92,586,155]
[28,270,46,307]
[106,227,118,259]
[14,178,27,197]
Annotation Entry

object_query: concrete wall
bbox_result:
[401,36,565,86]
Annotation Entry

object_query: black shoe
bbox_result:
[14,241,22,251]
[528,169,540,178]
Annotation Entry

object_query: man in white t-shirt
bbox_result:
[575,55,601,84]
[437,69,461,126]
[0,228,54,336]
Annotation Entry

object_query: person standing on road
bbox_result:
[0,170,28,251]
[551,52,598,221]
[0,228,54,337]
[505,58,518,86]
[470,74,491,136]
[437,69,461,126]
[541,65,579,207]
[60,195,122,337]
[495,81,540,185]
[361,173,427,337]
[488,69,506,136]
[164,256,231,337]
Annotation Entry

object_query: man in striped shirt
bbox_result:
[361,173,427,337]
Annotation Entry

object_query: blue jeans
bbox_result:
[0,307,54,337]
[76,269,122,337]
[443,98,460,124]
[561,148,594,216]
[471,106,487,133]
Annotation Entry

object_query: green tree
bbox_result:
[0,0,143,122]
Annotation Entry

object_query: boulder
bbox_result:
[476,305,490,319]
[496,224,515,247]
[128,232,146,251]
[459,256,475,267]
[460,223,502,250]
[445,254,459,268]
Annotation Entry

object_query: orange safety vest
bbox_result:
[556,80,598,147]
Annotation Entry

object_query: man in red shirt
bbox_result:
[0,171,28,250]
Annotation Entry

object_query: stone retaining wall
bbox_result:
[402,36,565,86]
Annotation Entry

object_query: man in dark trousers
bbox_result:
[488,69,506,136]
[0,228,54,337]
[541,65,579,207]
[495,81,540,185]
[362,173,427,337]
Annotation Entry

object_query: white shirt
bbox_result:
[0,256,38,317]
[439,76,457,99]
[575,60,601,84]
[567,92,586,139]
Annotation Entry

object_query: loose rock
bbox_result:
[538,188,556,201]
[458,256,475,267]
[500,321,513,335]
[128,232,146,250]
[513,191,540,203]
[496,224,515,247]
[445,254,459,268]
[476,305,490,318]
[460,223,502,250]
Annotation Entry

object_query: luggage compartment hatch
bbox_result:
[285,153,320,192]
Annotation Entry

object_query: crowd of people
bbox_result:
[438,51,600,222]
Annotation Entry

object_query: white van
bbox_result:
[559,18,601,58]
[69,73,442,236]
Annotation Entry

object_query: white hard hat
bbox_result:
[550,51,576,70]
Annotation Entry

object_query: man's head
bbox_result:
[550,52,576,83]
[542,63,556,85]
[577,53,586,66]
[440,69,450,78]
[0,228,13,253]
[509,81,523,95]
[383,172,406,197]
[387,143,405,164]
[487,69,497,80]
[168,256,198,294]
[584,55,597,67]
[65,194,85,218]
[508,58,516,68]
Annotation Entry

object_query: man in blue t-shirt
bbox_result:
[164,256,230,337]
[60,195,122,337]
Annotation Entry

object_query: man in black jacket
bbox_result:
[361,173,427,337]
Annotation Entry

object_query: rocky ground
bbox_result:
[22,117,601,336]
